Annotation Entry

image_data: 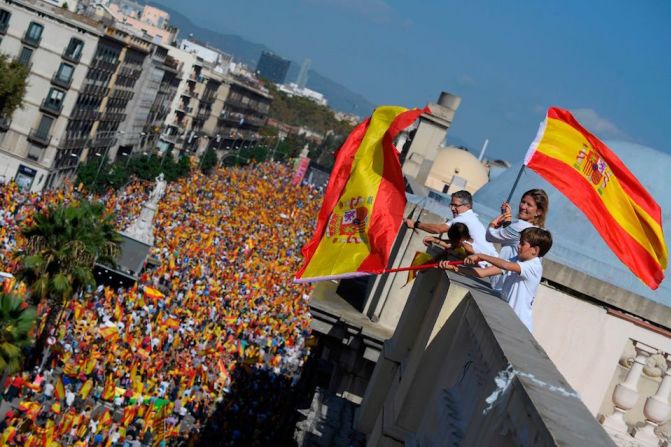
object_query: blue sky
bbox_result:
[157,0,671,162]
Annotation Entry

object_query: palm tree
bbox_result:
[14,201,121,364]
[0,290,37,375]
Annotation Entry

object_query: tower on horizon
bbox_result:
[256,51,290,84]
[296,58,311,89]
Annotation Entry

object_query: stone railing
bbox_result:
[355,269,615,446]
[600,341,670,446]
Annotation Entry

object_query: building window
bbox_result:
[43,88,65,113]
[18,47,33,67]
[54,63,74,84]
[0,9,10,34]
[23,22,43,46]
[64,38,84,62]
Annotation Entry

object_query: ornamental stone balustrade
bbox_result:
[601,346,671,447]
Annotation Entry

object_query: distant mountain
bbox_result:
[151,3,375,116]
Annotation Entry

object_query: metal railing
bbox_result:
[28,128,52,146]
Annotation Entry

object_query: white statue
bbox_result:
[148,173,166,206]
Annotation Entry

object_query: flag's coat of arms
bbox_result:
[574,144,612,194]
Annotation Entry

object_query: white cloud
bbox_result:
[456,73,476,87]
[303,0,394,23]
[571,108,629,141]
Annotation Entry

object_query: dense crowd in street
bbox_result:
[0,162,321,446]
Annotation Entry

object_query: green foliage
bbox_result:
[0,291,36,374]
[15,201,121,305]
[0,54,29,117]
[199,147,218,174]
[77,150,191,193]
[265,83,353,137]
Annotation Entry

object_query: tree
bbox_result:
[199,147,218,174]
[0,54,29,118]
[14,201,121,364]
[0,290,36,375]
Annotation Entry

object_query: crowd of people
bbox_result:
[0,162,322,446]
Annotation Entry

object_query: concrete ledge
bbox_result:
[360,271,615,446]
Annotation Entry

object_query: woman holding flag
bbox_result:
[486,188,549,290]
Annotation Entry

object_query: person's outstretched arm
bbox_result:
[464,253,521,274]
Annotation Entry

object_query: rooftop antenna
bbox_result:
[478,138,489,161]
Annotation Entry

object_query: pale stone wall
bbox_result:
[533,285,670,419]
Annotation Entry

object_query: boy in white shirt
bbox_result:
[440,227,552,332]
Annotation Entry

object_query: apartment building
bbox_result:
[58,26,152,179]
[162,44,273,154]
[213,73,272,150]
[0,0,102,191]
[144,55,179,153]
[103,0,176,45]
[113,35,177,160]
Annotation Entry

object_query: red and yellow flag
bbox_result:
[295,105,427,282]
[99,325,119,341]
[164,316,180,329]
[54,376,65,401]
[79,378,93,399]
[525,107,667,289]
[404,251,434,286]
[144,286,164,300]
[101,375,115,401]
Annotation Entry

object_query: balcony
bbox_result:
[0,116,10,132]
[60,137,89,150]
[224,97,253,112]
[91,136,117,148]
[72,109,100,121]
[0,21,8,35]
[40,100,63,116]
[244,115,266,128]
[82,84,109,97]
[21,33,41,48]
[100,112,126,122]
[27,128,52,146]
[51,73,72,90]
[62,49,81,65]
[91,58,118,72]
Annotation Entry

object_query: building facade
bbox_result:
[0,0,102,191]
[163,45,272,154]
[104,0,176,45]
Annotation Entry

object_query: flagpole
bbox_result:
[505,164,526,203]
[381,260,462,274]
[501,164,525,227]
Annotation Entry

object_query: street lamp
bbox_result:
[93,149,108,185]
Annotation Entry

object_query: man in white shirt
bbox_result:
[65,387,76,407]
[406,190,496,254]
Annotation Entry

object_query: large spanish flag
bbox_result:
[525,107,667,289]
[295,105,426,283]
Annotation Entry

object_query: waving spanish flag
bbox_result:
[295,105,427,282]
[99,325,119,341]
[143,286,164,300]
[525,107,667,289]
